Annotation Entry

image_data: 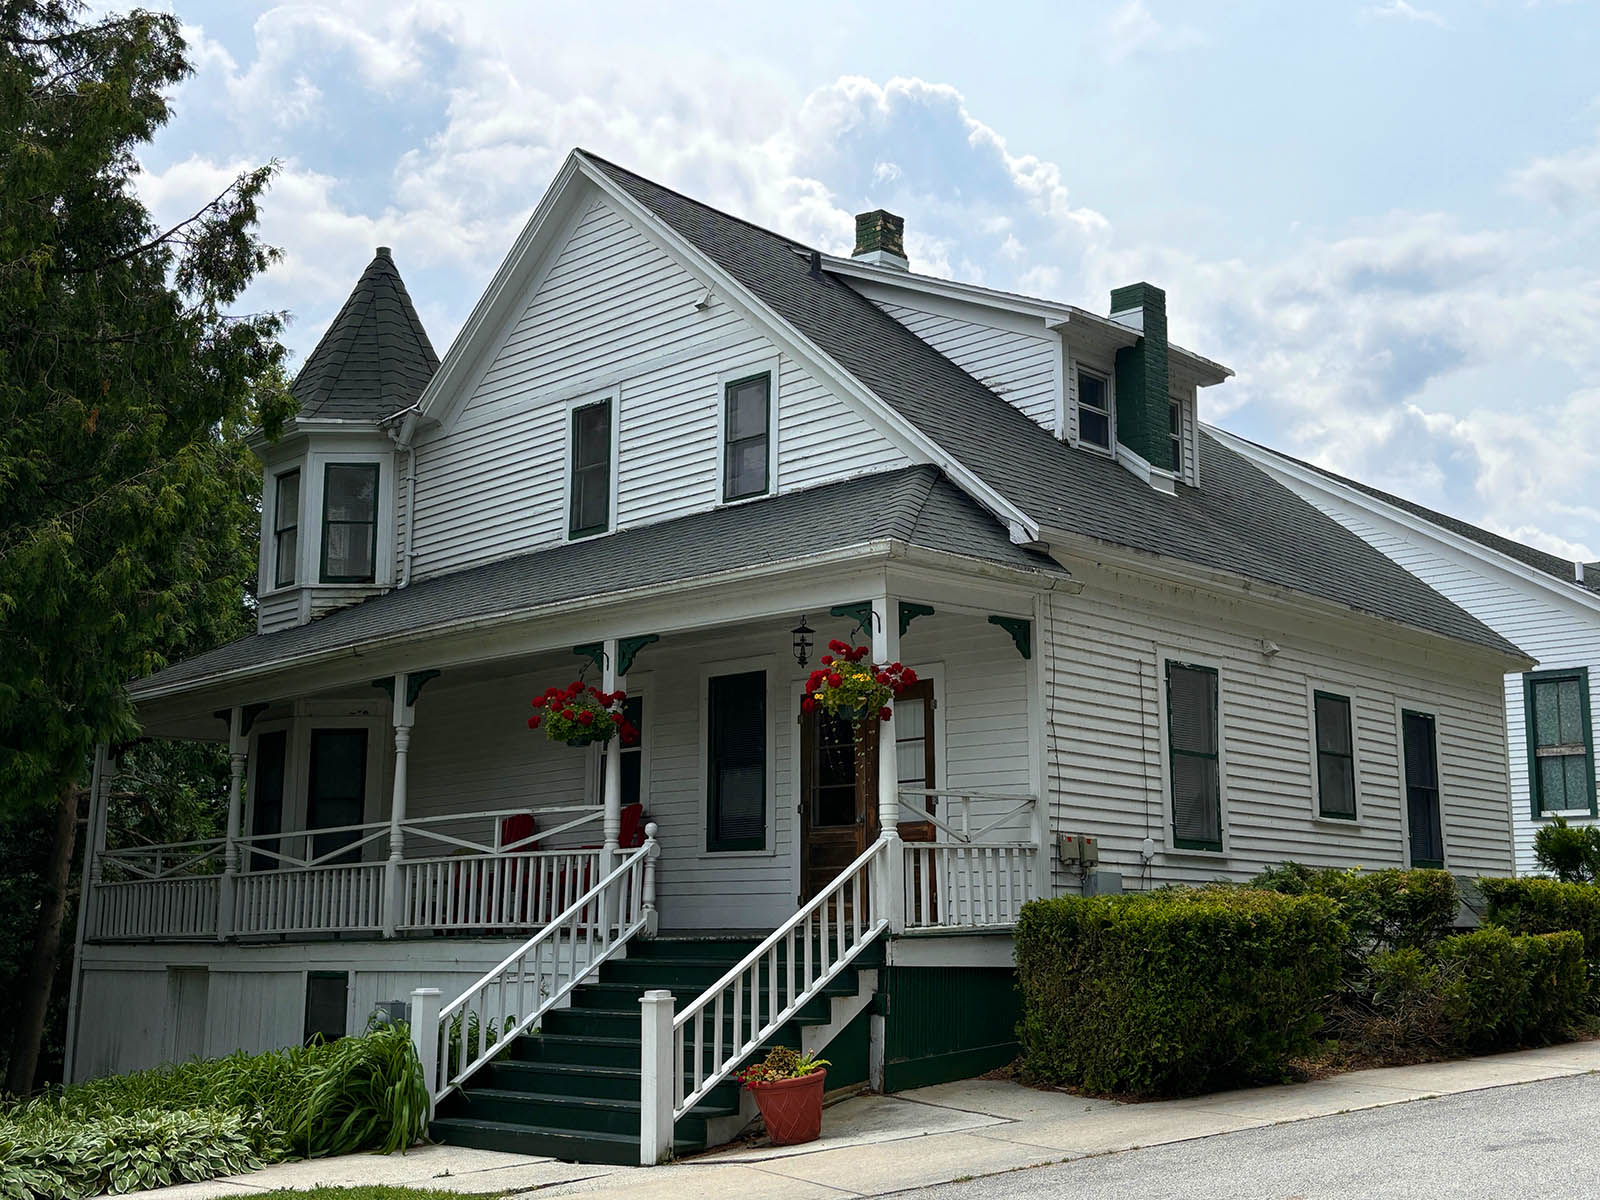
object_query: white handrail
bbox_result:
[425,827,660,1103]
[667,836,890,1121]
[897,788,1037,844]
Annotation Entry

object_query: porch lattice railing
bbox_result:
[417,826,659,1104]
[897,788,1043,930]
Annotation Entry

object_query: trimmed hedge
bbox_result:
[1016,888,1346,1096]
[1439,929,1585,1052]
[1478,876,1600,1004]
[1252,864,1459,953]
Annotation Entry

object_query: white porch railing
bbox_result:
[84,805,606,942]
[638,836,892,1165]
[418,825,660,1104]
[897,788,1043,931]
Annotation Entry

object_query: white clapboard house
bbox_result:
[66,150,1532,1164]
[1215,429,1600,877]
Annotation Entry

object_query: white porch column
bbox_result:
[384,674,414,938]
[218,709,247,942]
[601,637,623,877]
[871,594,906,934]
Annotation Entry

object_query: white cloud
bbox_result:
[1102,1,1206,63]
[1365,1,1449,27]
[1509,129,1600,214]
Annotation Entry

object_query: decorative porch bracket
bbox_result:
[212,702,270,737]
[830,601,874,638]
[371,670,442,707]
[987,615,1033,660]
[898,602,935,637]
[572,642,606,673]
[618,633,660,676]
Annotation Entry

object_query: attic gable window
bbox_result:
[273,469,300,588]
[1078,369,1112,452]
[722,372,772,502]
[568,397,613,539]
[320,463,378,583]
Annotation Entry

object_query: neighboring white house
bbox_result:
[1215,427,1600,877]
[66,150,1533,1164]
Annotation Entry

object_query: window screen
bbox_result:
[1403,711,1444,868]
[274,470,299,587]
[707,671,766,851]
[1078,371,1111,450]
[723,374,771,501]
[1167,662,1221,850]
[320,463,377,582]
[1314,692,1357,819]
[1526,670,1595,816]
[569,399,612,537]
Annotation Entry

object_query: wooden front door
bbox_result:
[800,708,878,901]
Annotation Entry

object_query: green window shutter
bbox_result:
[569,399,612,538]
[1525,669,1597,818]
[1313,691,1357,820]
[1166,662,1221,851]
[707,671,766,851]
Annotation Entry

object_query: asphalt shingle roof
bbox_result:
[583,152,1523,660]
[132,468,1063,695]
[291,248,440,421]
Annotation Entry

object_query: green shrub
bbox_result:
[0,1022,428,1199]
[1332,946,1457,1063]
[1252,863,1459,953]
[1531,817,1600,883]
[1438,929,1585,1052]
[1016,888,1346,1096]
[1478,876,1600,1002]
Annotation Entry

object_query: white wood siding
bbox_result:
[257,591,299,634]
[1257,483,1600,875]
[874,301,1059,431]
[408,198,908,580]
[1043,559,1514,890]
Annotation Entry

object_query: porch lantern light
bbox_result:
[792,616,814,668]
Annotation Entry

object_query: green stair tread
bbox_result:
[462,1086,738,1118]
[429,1115,700,1163]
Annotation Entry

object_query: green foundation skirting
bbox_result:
[881,964,1020,1092]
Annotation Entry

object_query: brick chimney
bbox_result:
[1110,282,1172,472]
[853,209,908,270]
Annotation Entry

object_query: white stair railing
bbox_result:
[420,824,660,1104]
[639,836,891,1165]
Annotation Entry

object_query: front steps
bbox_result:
[430,934,882,1164]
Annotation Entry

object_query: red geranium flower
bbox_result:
[578,710,594,726]
[527,715,541,729]
[827,673,843,688]
[879,706,893,722]
[562,708,576,720]
[801,696,816,713]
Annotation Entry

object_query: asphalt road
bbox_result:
[913,1074,1599,1200]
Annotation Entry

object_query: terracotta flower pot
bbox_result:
[748,1069,826,1146]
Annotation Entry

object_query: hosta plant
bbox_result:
[527,681,639,747]
[801,641,918,728]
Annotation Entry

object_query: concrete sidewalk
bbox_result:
[139,1040,1600,1199]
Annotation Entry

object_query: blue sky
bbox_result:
[130,0,1600,558]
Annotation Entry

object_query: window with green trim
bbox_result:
[320,464,377,583]
[1166,661,1221,850]
[707,670,766,851]
[1314,691,1357,819]
[568,399,612,538]
[1525,668,1596,817]
[273,469,299,588]
[723,373,771,501]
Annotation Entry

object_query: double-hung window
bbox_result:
[1168,400,1183,473]
[1167,661,1222,850]
[723,373,772,502]
[1078,369,1112,452]
[568,398,613,539]
[1313,691,1357,819]
[320,464,378,583]
[706,670,766,851]
[1525,669,1596,816]
[273,470,300,588]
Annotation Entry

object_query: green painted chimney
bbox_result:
[1110,282,1171,470]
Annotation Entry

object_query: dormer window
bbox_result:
[722,372,773,502]
[1078,369,1112,452]
[320,463,379,583]
[273,470,300,588]
[1169,400,1182,473]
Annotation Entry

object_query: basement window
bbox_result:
[1078,369,1112,453]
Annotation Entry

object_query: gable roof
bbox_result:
[578,152,1525,661]
[291,247,440,421]
[131,467,1065,699]
[1232,435,1600,598]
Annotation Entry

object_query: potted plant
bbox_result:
[737,1046,831,1146]
[801,641,918,732]
[527,681,639,747]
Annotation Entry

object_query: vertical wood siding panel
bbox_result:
[874,302,1058,430]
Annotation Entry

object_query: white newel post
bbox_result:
[601,637,623,877]
[385,675,414,938]
[871,593,906,934]
[410,986,441,1106]
[642,822,660,938]
[218,707,247,942]
[639,988,676,1165]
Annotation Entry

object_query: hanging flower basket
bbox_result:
[737,1048,830,1146]
[801,641,918,733]
[528,681,639,748]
